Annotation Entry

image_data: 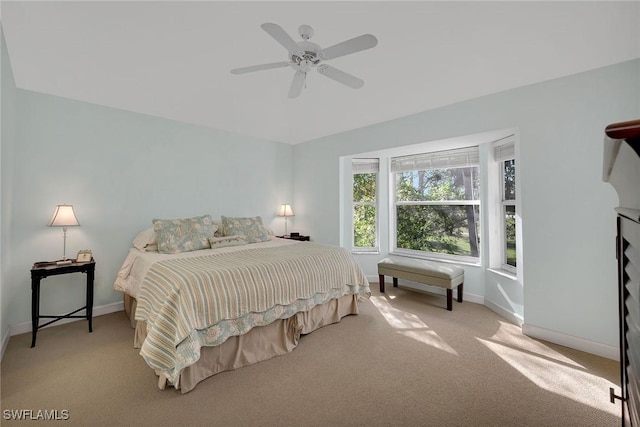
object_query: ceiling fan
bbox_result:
[231,23,378,98]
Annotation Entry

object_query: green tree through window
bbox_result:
[395,168,480,257]
[503,159,516,268]
[392,147,480,260]
[352,159,379,250]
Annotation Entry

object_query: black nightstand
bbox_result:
[278,235,310,241]
[30,259,95,348]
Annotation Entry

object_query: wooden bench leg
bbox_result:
[379,275,385,293]
[446,289,453,311]
[393,277,398,288]
[457,283,463,303]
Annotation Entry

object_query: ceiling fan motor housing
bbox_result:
[289,41,321,72]
[298,24,314,40]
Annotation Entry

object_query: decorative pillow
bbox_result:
[221,216,270,243]
[213,220,224,237]
[208,235,247,249]
[152,215,217,254]
[132,227,157,251]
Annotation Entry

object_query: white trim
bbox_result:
[391,249,481,267]
[522,323,619,361]
[8,300,124,337]
[395,200,480,206]
[487,267,517,281]
[1,326,10,361]
[401,283,485,305]
[353,250,380,255]
[484,298,523,327]
[371,275,484,305]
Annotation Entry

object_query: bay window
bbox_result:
[494,140,517,271]
[391,147,480,262]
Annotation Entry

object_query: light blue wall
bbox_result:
[1,25,17,350]
[2,88,293,331]
[293,59,640,352]
[1,26,637,357]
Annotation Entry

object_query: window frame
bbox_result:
[500,159,517,273]
[390,147,482,264]
[352,159,380,253]
[491,137,517,275]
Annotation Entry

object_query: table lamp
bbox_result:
[277,204,294,236]
[48,204,80,264]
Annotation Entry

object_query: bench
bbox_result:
[377,257,464,311]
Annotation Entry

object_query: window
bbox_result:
[352,159,379,252]
[495,140,517,271]
[391,147,480,262]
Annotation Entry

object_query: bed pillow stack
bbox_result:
[153,215,217,254]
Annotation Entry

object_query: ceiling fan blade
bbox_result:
[231,62,290,75]
[317,65,364,89]
[261,23,304,57]
[288,71,306,98]
[319,34,378,60]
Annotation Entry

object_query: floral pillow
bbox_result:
[220,216,270,243]
[152,215,217,254]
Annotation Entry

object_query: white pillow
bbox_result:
[132,227,156,251]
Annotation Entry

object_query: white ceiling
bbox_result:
[2,1,639,145]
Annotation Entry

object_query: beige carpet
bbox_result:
[1,285,621,426]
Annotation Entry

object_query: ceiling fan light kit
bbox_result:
[231,23,378,98]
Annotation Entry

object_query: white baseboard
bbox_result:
[1,326,10,360]
[522,323,619,361]
[484,298,524,327]
[371,275,484,305]
[8,301,124,338]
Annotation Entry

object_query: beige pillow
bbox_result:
[132,228,156,251]
[208,235,247,249]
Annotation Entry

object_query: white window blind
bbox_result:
[391,147,479,173]
[352,158,380,174]
[493,138,515,162]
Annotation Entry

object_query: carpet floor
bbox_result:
[1,285,622,426]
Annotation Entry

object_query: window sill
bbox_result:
[352,250,380,255]
[487,268,517,280]
[390,251,480,267]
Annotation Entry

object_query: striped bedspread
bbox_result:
[135,242,370,384]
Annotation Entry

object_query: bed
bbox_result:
[113,216,370,393]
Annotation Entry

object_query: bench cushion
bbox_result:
[378,257,464,288]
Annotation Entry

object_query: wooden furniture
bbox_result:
[30,259,95,348]
[603,119,640,425]
[377,257,464,311]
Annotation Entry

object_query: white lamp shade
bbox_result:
[47,205,80,227]
[277,204,294,217]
